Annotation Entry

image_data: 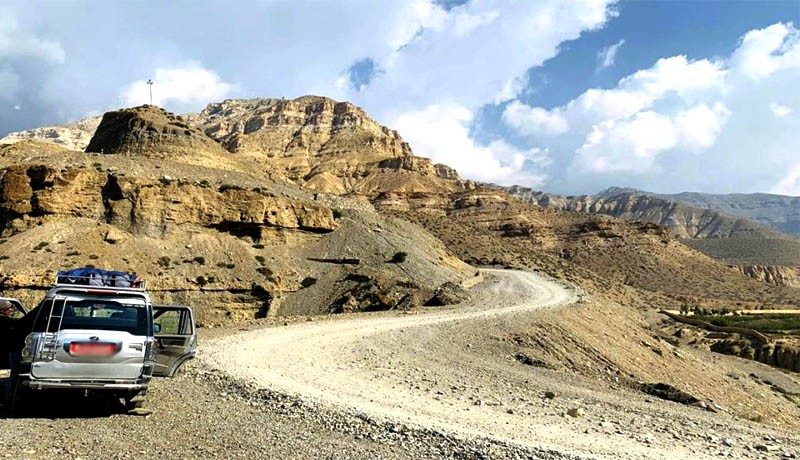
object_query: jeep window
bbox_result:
[33,299,148,335]
[154,308,193,335]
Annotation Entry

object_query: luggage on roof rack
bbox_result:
[55,268,144,289]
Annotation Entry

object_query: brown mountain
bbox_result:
[185,96,460,195]
[0,104,476,324]
[4,97,800,304]
[508,185,786,240]
[4,97,800,429]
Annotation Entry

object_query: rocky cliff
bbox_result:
[185,96,459,195]
[648,190,800,237]
[86,105,228,164]
[0,116,100,151]
[509,186,784,240]
[0,106,475,323]
[733,265,799,287]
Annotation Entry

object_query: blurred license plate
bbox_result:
[69,342,117,356]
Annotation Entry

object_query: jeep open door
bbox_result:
[0,297,26,370]
[152,305,197,377]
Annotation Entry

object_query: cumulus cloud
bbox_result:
[730,22,800,81]
[503,101,569,136]
[349,0,616,184]
[503,22,800,192]
[575,103,730,173]
[122,65,235,109]
[393,103,549,186]
[596,38,625,70]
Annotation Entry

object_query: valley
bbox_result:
[1,97,799,459]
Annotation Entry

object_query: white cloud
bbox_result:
[393,103,549,186]
[575,111,677,173]
[503,101,569,136]
[773,163,800,196]
[673,102,731,150]
[503,22,799,190]
[350,0,616,184]
[730,22,800,81]
[122,65,235,108]
[770,102,793,117]
[597,38,625,70]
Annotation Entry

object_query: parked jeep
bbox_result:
[4,269,196,412]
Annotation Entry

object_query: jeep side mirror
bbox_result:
[153,324,161,333]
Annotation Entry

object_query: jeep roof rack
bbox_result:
[52,274,147,291]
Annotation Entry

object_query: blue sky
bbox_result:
[1,0,799,195]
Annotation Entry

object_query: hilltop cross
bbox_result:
[147,79,153,105]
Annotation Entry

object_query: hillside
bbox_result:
[0,105,476,324]
[649,189,800,236]
[510,185,786,240]
[3,97,800,437]
[4,97,798,310]
[0,116,100,151]
[509,185,800,273]
[184,97,461,195]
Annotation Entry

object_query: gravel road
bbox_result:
[2,269,799,459]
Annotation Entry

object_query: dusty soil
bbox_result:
[2,270,800,459]
[204,270,800,459]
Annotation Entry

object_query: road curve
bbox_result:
[201,270,584,451]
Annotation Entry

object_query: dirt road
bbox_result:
[204,270,577,447]
[205,269,800,459]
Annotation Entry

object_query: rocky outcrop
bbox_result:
[86,106,226,161]
[0,116,100,151]
[186,96,458,195]
[509,186,782,240]
[734,265,799,287]
[0,164,336,238]
[712,339,800,373]
[644,189,800,237]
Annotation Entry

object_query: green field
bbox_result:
[695,313,800,336]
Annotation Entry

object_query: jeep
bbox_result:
[6,274,196,412]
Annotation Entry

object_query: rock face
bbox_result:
[0,100,476,323]
[510,186,784,240]
[86,105,226,162]
[734,265,799,287]
[647,189,800,237]
[186,96,458,194]
[0,116,100,151]
[712,339,800,373]
[0,162,336,242]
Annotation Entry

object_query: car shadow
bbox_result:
[0,378,132,419]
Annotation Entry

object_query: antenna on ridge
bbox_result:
[147,79,154,106]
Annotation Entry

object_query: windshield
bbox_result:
[33,299,149,336]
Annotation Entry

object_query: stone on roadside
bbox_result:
[567,408,585,418]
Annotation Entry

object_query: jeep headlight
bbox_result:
[25,334,33,346]
[21,346,33,361]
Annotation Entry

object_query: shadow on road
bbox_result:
[0,378,132,420]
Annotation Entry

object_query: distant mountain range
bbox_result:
[633,188,800,236]
[509,185,800,270]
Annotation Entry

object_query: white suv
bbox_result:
[8,276,196,412]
